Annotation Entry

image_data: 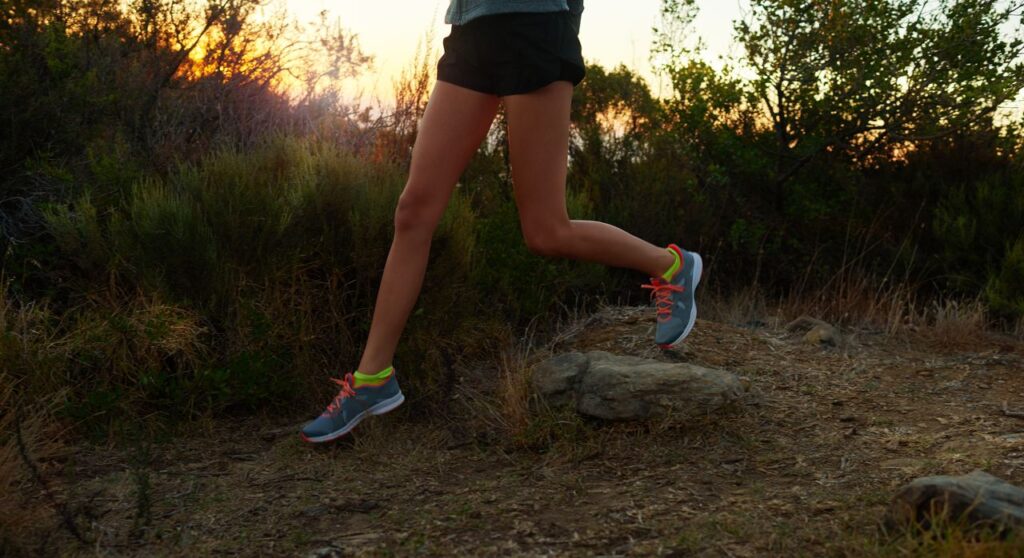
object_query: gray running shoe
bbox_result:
[300,372,404,443]
[642,244,703,349]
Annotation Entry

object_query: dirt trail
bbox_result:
[47,307,1024,556]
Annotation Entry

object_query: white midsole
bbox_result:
[303,392,405,444]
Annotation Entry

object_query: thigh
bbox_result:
[402,80,500,218]
[502,81,574,229]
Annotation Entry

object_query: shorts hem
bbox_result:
[436,66,497,96]
[437,62,586,97]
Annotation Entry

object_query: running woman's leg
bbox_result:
[356,81,500,374]
[502,81,676,278]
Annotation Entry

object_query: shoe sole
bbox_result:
[661,252,703,349]
[300,392,405,444]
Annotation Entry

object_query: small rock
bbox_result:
[804,324,838,346]
[306,545,345,558]
[887,470,1024,533]
[812,501,839,514]
[785,316,841,346]
[532,351,746,421]
[301,505,329,518]
[336,499,379,513]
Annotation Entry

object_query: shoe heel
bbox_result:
[370,392,405,415]
[691,252,703,289]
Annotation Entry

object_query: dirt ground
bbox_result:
[38,306,1024,556]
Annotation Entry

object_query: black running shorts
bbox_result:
[436,10,586,97]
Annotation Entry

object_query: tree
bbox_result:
[0,0,370,245]
[732,0,1024,202]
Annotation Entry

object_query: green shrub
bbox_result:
[934,171,1024,320]
[15,137,618,433]
[986,236,1024,319]
[472,188,609,319]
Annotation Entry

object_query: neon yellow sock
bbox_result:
[353,366,394,387]
[661,248,681,281]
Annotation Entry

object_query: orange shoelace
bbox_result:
[642,279,684,323]
[323,373,357,416]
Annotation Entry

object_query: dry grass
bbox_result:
[453,315,606,460]
[779,269,920,333]
[0,376,66,556]
[454,326,537,442]
[0,278,65,397]
[876,516,1024,558]
[1,274,211,417]
[494,346,534,441]
[0,280,73,554]
[702,285,777,328]
[64,289,209,378]
[702,271,1015,352]
[904,298,993,346]
[702,227,1015,345]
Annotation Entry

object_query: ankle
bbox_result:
[357,355,391,374]
[654,249,678,280]
[355,365,393,377]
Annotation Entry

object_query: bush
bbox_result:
[4,137,616,433]
[986,236,1024,319]
[933,171,1024,320]
[472,187,609,319]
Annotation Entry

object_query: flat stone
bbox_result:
[532,351,746,421]
[887,470,1024,533]
[531,352,589,407]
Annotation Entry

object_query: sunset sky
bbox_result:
[284,0,745,101]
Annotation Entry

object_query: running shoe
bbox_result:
[642,244,703,349]
[300,371,404,443]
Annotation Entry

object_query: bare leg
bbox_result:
[502,81,677,278]
[357,82,500,373]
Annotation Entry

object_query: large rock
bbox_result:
[887,470,1024,532]
[531,351,746,421]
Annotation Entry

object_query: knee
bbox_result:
[522,223,571,258]
[393,186,438,235]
